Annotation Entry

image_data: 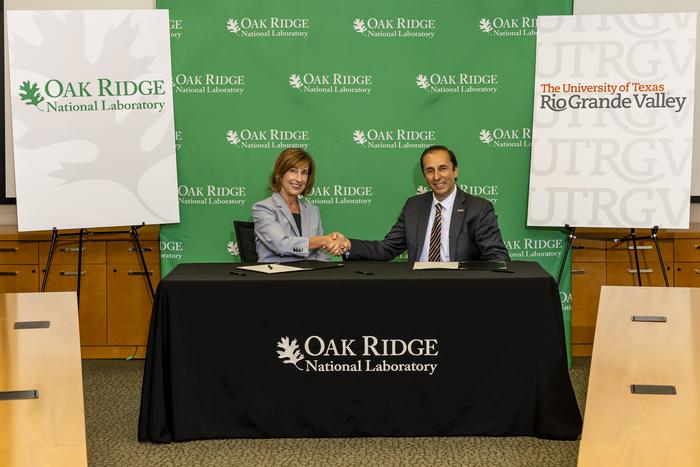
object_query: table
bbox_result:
[138,261,582,442]
[578,286,700,466]
[0,292,87,467]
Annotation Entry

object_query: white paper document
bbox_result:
[237,264,311,274]
[412,262,459,270]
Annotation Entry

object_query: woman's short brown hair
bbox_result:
[268,148,316,196]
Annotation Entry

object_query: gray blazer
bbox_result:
[252,192,329,262]
[348,189,510,262]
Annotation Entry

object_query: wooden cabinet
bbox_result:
[571,262,605,351]
[571,228,700,357]
[0,226,159,358]
[0,241,39,293]
[571,239,606,357]
[606,238,673,287]
[674,238,700,287]
[674,263,700,287]
[41,264,106,345]
[107,241,160,346]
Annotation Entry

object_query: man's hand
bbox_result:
[323,232,350,256]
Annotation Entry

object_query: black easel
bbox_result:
[556,224,576,286]
[41,224,156,304]
[556,225,669,287]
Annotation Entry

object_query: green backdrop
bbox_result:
[158,0,574,359]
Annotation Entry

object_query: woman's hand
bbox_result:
[323,232,350,256]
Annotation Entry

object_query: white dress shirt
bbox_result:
[418,187,457,262]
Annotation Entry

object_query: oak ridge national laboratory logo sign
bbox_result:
[353,128,436,149]
[416,73,498,94]
[304,183,374,206]
[505,237,563,259]
[478,16,536,38]
[416,184,501,205]
[178,184,247,206]
[226,128,310,149]
[289,73,372,94]
[276,335,439,375]
[169,18,183,39]
[174,73,245,95]
[160,240,184,261]
[352,17,436,38]
[226,241,240,259]
[226,16,309,38]
[479,127,532,149]
[18,78,168,113]
[175,130,183,151]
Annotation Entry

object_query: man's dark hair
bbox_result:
[420,145,458,171]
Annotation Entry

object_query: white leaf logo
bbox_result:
[416,185,429,194]
[353,130,366,145]
[227,241,239,256]
[353,18,366,33]
[479,129,492,144]
[227,18,240,34]
[289,74,303,89]
[226,130,240,145]
[276,337,305,370]
[479,18,492,33]
[416,74,430,89]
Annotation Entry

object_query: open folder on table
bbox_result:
[237,260,343,274]
[413,261,507,271]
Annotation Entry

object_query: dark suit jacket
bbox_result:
[348,189,510,261]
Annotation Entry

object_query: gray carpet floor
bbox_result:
[83,357,590,467]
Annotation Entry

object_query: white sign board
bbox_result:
[528,13,696,229]
[7,10,179,231]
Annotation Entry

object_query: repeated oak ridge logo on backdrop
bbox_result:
[478,16,536,37]
[226,241,239,258]
[415,73,499,94]
[351,16,436,38]
[160,240,184,261]
[478,128,532,149]
[304,181,374,207]
[178,184,247,207]
[169,17,184,39]
[226,16,310,38]
[352,128,436,149]
[416,184,500,206]
[226,128,310,150]
[276,336,440,375]
[174,73,245,95]
[288,73,373,94]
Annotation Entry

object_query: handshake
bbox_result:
[322,232,351,256]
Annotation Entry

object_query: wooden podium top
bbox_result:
[0,292,87,467]
[578,286,700,466]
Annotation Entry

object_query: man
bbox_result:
[341,145,509,262]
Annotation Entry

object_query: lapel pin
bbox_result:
[457,209,465,212]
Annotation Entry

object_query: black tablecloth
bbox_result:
[138,261,582,442]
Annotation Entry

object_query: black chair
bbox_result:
[233,220,258,263]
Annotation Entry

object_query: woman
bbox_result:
[252,148,344,262]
